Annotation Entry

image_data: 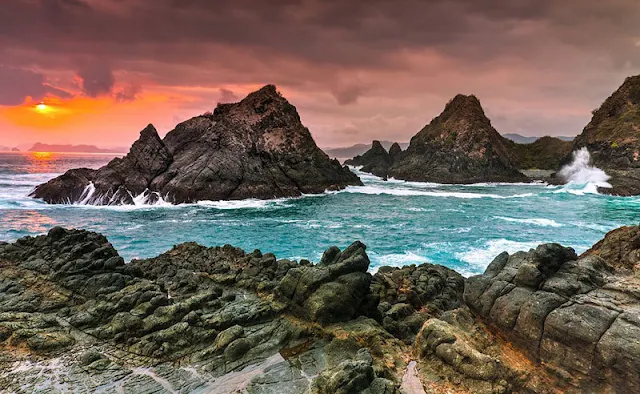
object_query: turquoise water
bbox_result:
[0,152,638,276]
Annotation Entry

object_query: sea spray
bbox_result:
[558,148,612,192]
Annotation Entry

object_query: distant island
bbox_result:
[0,146,19,152]
[28,143,128,154]
[502,133,574,144]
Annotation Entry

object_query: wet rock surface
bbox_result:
[465,226,640,393]
[31,85,362,205]
[1,226,638,393]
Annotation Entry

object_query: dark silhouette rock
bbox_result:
[388,94,528,183]
[388,142,403,159]
[31,85,362,205]
[345,140,394,178]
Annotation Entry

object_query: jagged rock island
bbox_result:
[561,75,640,195]
[347,95,529,183]
[1,225,638,393]
[30,85,362,205]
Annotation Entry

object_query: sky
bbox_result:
[1,0,640,149]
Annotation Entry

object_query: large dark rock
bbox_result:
[388,94,528,183]
[31,85,362,205]
[464,226,640,393]
[561,75,640,195]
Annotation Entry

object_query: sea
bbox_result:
[0,151,638,276]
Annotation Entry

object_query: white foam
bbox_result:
[371,251,430,272]
[558,148,611,192]
[456,239,542,276]
[197,198,290,210]
[342,185,533,199]
[494,216,563,227]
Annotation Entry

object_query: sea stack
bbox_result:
[351,94,528,183]
[31,85,362,205]
[344,140,396,178]
[561,75,640,195]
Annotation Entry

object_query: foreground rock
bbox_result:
[31,85,362,205]
[465,226,640,393]
[562,75,640,195]
[1,226,638,393]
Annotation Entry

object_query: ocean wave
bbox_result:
[494,216,563,227]
[455,239,542,275]
[341,185,533,199]
[370,251,431,272]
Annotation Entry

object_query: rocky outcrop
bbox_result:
[345,141,395,178]
[1,226,638,393]
[507,136,573,170]
[562,75,640,195]
[464,226,640,393]
[30,85,362,205]
[385,95,528,183]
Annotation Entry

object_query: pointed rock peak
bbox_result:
[389,142,402,157]
[242,84,284,105]
[442,94,485,117]
[139,124,160,140]
[371,140,387,153]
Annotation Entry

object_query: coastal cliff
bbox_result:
[30,85,362,205]
[1,225,638,393]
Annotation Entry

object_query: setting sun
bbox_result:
[36,103,47,112]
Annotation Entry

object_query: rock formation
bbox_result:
[344,140,396,178]
[349,95,528,183]
[465,226,640,393]
[1,225,638,393]
[562,75,640,195]
[30,85,362,205]
[507,136,573,170]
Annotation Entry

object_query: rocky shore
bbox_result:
[1,226,638,393]
[30,85,362,205]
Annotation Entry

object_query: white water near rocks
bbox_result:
[558,148,612,193]
[1,152,639,277]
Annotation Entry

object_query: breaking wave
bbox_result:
[558,148,611,193]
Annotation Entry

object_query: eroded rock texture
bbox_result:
[31,85,362,205]
[464,226,640,393]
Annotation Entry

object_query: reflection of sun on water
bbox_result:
[28,151,56,173]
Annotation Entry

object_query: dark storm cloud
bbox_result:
[1,0,638,69]
[2,0,640,146]
[0,65,71,105]
[76,62,115,97]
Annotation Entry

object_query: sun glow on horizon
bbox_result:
[36,103,48,112]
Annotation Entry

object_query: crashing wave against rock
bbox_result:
[30,85,362,205]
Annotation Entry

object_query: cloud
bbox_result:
[0,65,71,106]
[1,0,640,147]
[115,83,141,102]
[218,88,238,103]
[76,62,115,97]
